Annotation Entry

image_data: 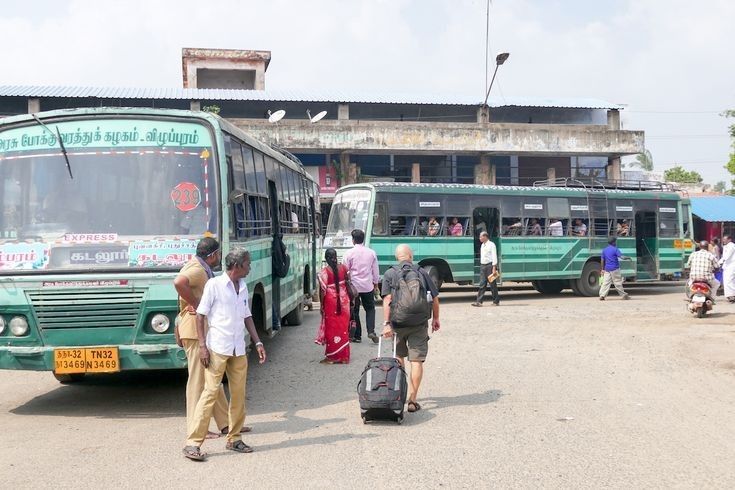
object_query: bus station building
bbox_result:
[0,48,645,220]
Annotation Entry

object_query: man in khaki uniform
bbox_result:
[174,237,249,437]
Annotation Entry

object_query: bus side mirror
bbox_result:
[228,189,245,204]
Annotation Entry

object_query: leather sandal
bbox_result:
[226,440,254,453]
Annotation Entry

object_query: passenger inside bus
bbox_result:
[428,216,441,236]
[502,218,522,236]
[449,217,464,236]
[527,218,543,236]
[572,218,588,236]
[617,220,630,236]
[547,218,564,236]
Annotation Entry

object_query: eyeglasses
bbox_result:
[206,249,220,258]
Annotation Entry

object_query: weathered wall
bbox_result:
[230,119,644,156]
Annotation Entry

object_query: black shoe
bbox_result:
[367,332,379,344]
[492,302,500,306]
[471,302,482,307]
[351,338,362,343]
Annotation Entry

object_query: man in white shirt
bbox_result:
[720,234,735,302]
[472,231,500,306]
[548,219,564,236]
[183,249,267,461]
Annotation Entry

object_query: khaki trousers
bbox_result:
[599,269,626,298]
[186,350,248,447]
[182,339,229,434]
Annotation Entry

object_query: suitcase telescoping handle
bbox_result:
[377,332,398,358]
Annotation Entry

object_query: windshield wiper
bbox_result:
[30,114,73,179]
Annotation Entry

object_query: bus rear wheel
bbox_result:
[531,280,565,295]
[53,373,85,384]
[283,300,304,326]
[574,262,601,297]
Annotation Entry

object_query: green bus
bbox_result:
[0,107,318,381]
[324,182,693,296]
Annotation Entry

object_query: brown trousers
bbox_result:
[182,339,229,434]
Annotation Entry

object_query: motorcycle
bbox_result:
[687,281,714,318]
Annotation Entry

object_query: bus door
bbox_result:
[309,196,317,293]
[268,180,282,327]
[635,209,658,280]
[473,207,500,283]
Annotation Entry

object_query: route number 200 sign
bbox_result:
[170,182,201,212]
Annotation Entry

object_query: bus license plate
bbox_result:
[54,347,120,374]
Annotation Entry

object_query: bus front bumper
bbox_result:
[0,344,188,372]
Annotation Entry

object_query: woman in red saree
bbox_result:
[315,248,351,364]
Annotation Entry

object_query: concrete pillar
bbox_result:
[190,100,201,112]
[474,155,495,185]
[546,166,556,181]
[607,109,620,130]
[477,106,489,123]
[411,163,421,183]
[339,152,352,185]
[607,157,622,181]
[27,98,40,114]
[338,104,350,120]
[350,163,360,183]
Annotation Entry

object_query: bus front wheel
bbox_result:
[574,262,601,297]
[53,373,85,384]
[424,265,443,290]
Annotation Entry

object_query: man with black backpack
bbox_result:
[381,244,440,413]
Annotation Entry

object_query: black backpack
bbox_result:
[389,263,432,327]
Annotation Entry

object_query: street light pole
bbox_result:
[482,52,510,108]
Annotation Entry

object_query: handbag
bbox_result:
[486,270,500,283]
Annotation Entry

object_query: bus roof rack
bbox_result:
[533,177,679,192]
[269,144,304,167]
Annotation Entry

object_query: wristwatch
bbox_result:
[255,341,264,347]
[383,321,391,326]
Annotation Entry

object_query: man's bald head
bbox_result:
[395,244,413,262]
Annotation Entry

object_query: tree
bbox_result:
[663,165,703,184]
[629,149,654,171]
[714,181,727,193]
[724,109,735,190]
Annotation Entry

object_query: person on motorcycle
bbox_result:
[686,240,720,297]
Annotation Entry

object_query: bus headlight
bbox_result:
[9,316,29,336]
[150,314,170,333]
[0,316,5,334]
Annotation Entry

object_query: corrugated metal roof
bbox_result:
[690,196,735,222]
[0,85,623,109]
[689,196,735,222]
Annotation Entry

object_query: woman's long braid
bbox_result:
[325,248,341,315]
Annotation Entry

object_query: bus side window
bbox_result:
[502,217,523,236]
[616,219,631,236]
[419,215,443,236]
[373,203,388,236]
[592,219,612,237]
[390,216,416,235]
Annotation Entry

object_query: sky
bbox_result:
[1,0,733,186]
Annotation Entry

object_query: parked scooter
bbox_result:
[687,281,714,318]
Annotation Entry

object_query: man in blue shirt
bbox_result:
[599,237,630,300]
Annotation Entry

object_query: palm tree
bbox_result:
[629,149,654,171]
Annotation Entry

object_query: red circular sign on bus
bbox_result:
[170,182,201,212]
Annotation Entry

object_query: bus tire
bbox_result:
[575,262,601,297]
[284,300,304,326]
[53,373,85,384]
[532,280,565,295]
[424,265,443,290]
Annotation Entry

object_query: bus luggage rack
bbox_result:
[533,177,679,192]
[27,289,145,329]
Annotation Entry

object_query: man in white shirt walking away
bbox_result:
[182,249,267,461]
[720,234,735,302]
[472,231,500,306]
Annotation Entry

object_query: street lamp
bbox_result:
[482,52,510,108]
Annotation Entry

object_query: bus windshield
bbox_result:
[0,118,218,272]
[324,188,371,248]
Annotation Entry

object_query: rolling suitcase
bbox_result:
[357,334,408,424]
